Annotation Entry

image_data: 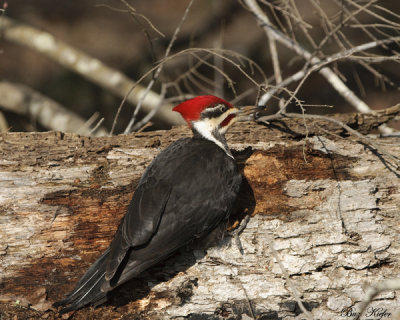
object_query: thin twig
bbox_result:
[132,84,167,131]
[163,47,268,90]
[0,17,182,132]
[358,279,400,318]
[259,35,400,112]
[111,46,267,124]
[213,16,225,98]
[87,117,105,136]
[243,0,397,135]
[258,0,312,29]
[345,0,400,28]
[265,232,314,320]
[78,112,100,135]
[119,0,164,38]
[256,112,400,169]
[264,22,282,84]
[280,37,400,116]
[0,111,8,133]
[123,0,195,133]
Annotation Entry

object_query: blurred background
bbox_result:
[1,0,399,134]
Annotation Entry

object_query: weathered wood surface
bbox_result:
[0,117,399,319]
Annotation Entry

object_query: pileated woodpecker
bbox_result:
[54,95,243,314]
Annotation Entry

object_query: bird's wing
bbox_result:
[110,148,240,287]
[105,138,240,283]
[105,182,172,281]
[104,139,192,282]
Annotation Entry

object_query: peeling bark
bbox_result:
[0,119,399,319]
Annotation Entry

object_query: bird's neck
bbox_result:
[192,122,233,159]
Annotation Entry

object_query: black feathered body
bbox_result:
[55,136,241,313]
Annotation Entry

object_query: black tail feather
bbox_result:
[53,248,110,314]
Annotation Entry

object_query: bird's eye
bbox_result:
[213,104,227,113]
[200,103,228,119]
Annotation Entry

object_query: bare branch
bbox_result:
[0,17,183,131]
[266,232,314,320]
[88,117,105,136]
[0,81,108,136]
[123,0,195,133]
[150,47,267,100]
[131,84,167,132]
[243,0,398,135]
[279,36,400,108]
[345,0,400,28]
[359,279,400,318]
[256,106,400,170]
[254,3,400,133]
[0,111,8,133]
[119,0,165,38]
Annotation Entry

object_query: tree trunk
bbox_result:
[0,116,399,319]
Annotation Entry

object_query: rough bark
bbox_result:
[0,115,399,319]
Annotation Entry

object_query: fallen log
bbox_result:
[0,112,399,319]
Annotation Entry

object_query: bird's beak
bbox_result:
[236,105,261,121]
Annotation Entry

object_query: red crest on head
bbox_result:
[173,95,233,127]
